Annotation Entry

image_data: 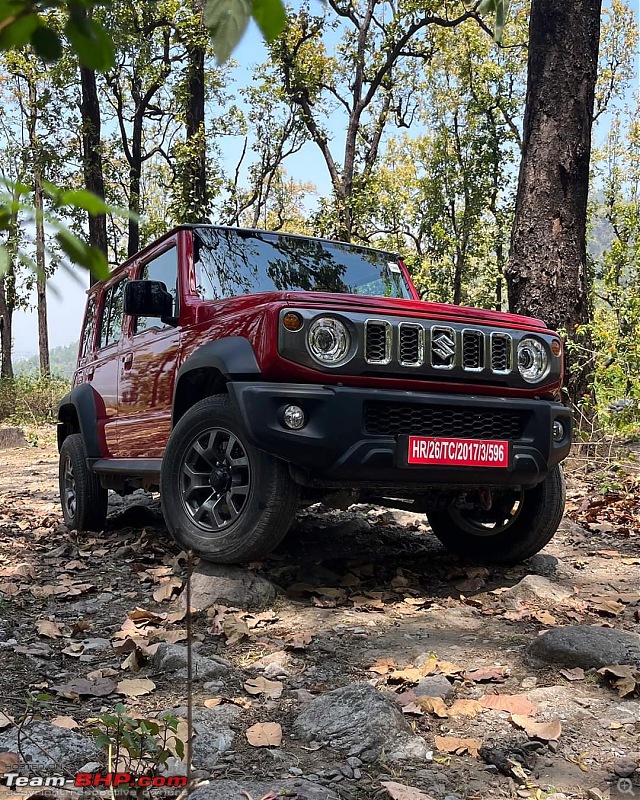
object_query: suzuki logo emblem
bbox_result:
[432,331,455,363]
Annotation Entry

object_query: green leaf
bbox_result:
[204,0,251,64]
[65,16,114,70]
[251,0,286,42]
[55,228,109,279]
[58,189,112,215]
[0,12,39,51]
[31,25,63,61]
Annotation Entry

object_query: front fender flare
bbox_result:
[57,383,101,458]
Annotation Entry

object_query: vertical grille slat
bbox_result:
[398,323,424,366]
[364,320,392,364]
[462,330,484,371]
[491,332,512,374]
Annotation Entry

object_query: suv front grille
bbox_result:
[364,401,526,440]
[364,320,391,364]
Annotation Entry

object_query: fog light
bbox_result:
[283,404,305,430]
[552,420,565,442]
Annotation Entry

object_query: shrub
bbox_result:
[0,374,70,424]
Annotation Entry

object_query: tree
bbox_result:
[505,0,602,405]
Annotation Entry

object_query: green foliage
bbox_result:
[15,340,79,378]
[89,704,185,781]
[0,373,69,423]
[205,0,286,64]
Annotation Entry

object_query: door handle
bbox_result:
[122,353,133,370]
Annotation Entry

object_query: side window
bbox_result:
[79,294,97,359]
[135,247,178,334]
[98,280,126,349]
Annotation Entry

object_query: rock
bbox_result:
[180,563,277,610]
[503,575,573,608]
[0,722,99,771]
[528,625,640,669]
[0,427,27,449]
[189,779,338,800]
[170,705,239,769]
[387,735,433,762]
[151,643,230,680]
[293,682,426,762]
[414,675,455,700]
[614,757,638,778]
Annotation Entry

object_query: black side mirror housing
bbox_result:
[124,280,176,325]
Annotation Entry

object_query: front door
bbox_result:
[117,242,181,459]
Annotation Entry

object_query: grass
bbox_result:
[0,374,69,425]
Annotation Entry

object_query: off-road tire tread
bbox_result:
[59,433,108,532]
[427,465,566,564]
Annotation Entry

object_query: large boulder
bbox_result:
[293,682,430,762]
[528,625,640,669]
[151,643,230,680]
[503,575,573,609]
[0,722,99,772]
[180,563,277,611]
[189,779,337,800]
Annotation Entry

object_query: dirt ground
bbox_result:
[0,427,639,800]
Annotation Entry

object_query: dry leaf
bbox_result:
[223,616,250,646]
[389,668,422,683]
[370,657,397,675]
[117,678,156,697]
[591,599,625,616]
[510,714,562,741]
[597,665,640,697]
[285,632,312,650]
[434,735,481,758]
[0,712,13,729]
[203,698,223,708]
[246,722,282,747]
[381,781,437,800]
[0,752,19,776]
[401,703,424,716]
[560,667,585,681]
[51,716,79,730]
[244,677,283,699]
[36,619,63,638]
[153,578,182,603]
[0,583,19,597]
[416,696,449,717]
[52,677,117,698]
[531,610,557,626]
[479,694,537,716]
[435,661,463,677]
[463,667,507,683]
[448,699,484,717]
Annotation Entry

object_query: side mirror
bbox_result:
[124,280,175,324]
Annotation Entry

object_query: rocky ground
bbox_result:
[0,428,639,800]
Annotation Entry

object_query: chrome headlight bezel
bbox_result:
[306,316,352,366]
[517,337,550,383]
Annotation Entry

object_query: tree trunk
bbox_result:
[80,65,108,283]
[0,278,14,380]
[506,0,601,405]
[182,0,208,223]
[34,166,50,376]
[128,110,142,258]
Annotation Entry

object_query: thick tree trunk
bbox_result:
[80,65,108,283]
[182,1,208,223]
[128,111,143,258]
[506,0,601,405]
[0,279,14,380]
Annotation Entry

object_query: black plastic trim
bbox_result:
[90,458,162,476]
[56,384,101,458]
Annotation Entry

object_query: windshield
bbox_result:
[192,228,412,300]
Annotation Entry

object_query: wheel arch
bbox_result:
[57,384,101,458]
[173,337,260,426]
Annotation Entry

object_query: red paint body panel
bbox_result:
[72,226,564,461]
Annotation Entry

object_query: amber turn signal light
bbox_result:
[551,339,562,357]
[283,312,303,331]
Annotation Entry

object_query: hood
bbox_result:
[282,291,549,332]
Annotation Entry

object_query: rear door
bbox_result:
[117,241,181,459]
[87,277,127,457]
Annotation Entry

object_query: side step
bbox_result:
[89,458,162,478]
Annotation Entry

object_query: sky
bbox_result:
[12,4,640,358]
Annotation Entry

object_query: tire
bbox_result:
[59,433,108,532]
[160,394,299,563]
[426,465,566,564]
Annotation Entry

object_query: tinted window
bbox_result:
[80,294,97,358]
[193,229,411,300]
[135,247,178,333]
[98,280,126,349]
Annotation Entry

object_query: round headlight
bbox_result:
[307,317,350,364]
[517,338,549,383]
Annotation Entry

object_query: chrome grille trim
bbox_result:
[364,319,392,364]
[490,332,512,374]
[430,326,456,370]
[398,323,425,367]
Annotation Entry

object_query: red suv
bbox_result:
[57,225,571,563]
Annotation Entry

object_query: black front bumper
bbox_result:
[229,382,572,488]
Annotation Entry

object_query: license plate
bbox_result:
[407,436,509,468]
